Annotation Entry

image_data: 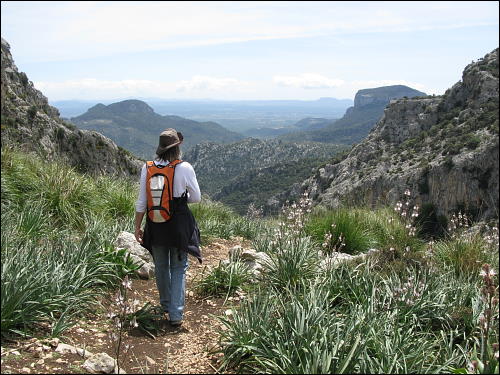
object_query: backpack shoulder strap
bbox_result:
[168,159,183,168]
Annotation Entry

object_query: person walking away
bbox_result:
[134,128,202,327]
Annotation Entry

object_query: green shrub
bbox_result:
[304,208,376,255]
[434,234,494,276]
[195,259,252,299]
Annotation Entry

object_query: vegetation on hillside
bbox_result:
[1,148,498,374]
[70,100,244,159]
[185,138,348,215]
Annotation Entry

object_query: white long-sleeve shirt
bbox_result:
[135,159,201,213]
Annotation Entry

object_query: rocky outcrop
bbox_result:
[353,85,426,108]
[1,38,142,178]
[225,245,271,281]
[279,85,427,146]
[269,48,499,222]
[115,231,155,279]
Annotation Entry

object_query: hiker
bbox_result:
[134,128,202,327]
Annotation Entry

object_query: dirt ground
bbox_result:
[1,237,250,374]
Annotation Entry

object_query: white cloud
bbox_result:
[2,1,497,63]
[33,76,253,100]
[273,73,345,89]
[175,75,250,92]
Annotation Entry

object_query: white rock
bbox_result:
[55,343,78,355]
[83,352,116,374]
[114,231,155,279]
[145,356,156,366]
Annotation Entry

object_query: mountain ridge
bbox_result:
[0,38,142,177]
[267,48,499,223]
[70,100,245,159]
[279,85,426,145]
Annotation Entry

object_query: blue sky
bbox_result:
[1,1,498,101]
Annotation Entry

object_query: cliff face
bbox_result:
[1,38,142,177]
[353,85,426,108]
[269,48,499,221]
[279,85,426,145]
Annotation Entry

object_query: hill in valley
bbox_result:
[280,85,427,145]
[70,100,245,159]
[184,138,348,215]
[268,49,499,227]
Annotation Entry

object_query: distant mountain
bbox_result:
[279,85,427,145]
[183,138,348,215]
[268,49,499,224]
[1,38,141,177]
[70,100,245,159]
[52,97,353,134]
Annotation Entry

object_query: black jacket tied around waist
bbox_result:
[141,196,202,264]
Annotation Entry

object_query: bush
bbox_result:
[195,257,252,299]
[434,234,495,276]
[1,148,139,338]
[304,208,376,255]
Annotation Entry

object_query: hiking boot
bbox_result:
[169,319,183,327]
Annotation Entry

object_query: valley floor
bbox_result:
[1,237,249,374]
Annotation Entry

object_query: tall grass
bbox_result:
[305,207,376,254]
[190,197,266,242]
[433,234,498,277]
[216,195,498,374]
[304,207,425,255]
[1,148,139,338]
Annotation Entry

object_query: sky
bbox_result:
[1,1,499,101]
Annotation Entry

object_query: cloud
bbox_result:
[175,76,250,92]
[33,76,252,100]
[3,1,497,63]
[273,73,345,89]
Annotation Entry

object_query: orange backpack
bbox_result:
[145,159,183,223]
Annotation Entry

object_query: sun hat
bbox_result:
[156,128,183,155]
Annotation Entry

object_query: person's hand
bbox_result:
[135,228,143,244]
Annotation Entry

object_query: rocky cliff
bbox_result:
[268,48,499,222]
[1,38,142,177]
[279,85,426,145]
[353,85,426,107]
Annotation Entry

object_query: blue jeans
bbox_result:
[151,246,188,321]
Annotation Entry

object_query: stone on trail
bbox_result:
[114,231,155,279]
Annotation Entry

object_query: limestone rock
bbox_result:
[268,48,499,222]
[227,246,271,281]
[115,231,155,279]
[1,38,142,178]
[82,352,116,374]
[55,343,93,358]
[319,249,379,271]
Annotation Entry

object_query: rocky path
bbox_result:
[1,237,249,374]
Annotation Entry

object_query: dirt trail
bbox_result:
[1,237,248,374]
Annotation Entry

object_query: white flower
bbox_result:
[122,277,132,290]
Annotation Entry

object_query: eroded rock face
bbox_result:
[269,48,499,221]
[1,38,142,178]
